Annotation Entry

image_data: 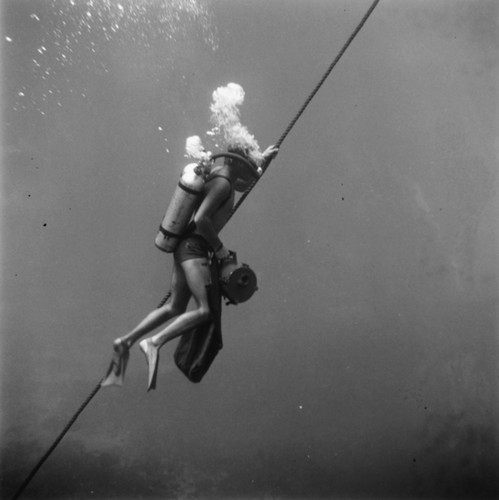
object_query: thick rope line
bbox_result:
[157,290,172,308]
[227,0,381,222]
[12,2,381,498]
[11,379,104,500]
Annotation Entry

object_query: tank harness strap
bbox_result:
[158,225,180,238]
[178,180,202,196]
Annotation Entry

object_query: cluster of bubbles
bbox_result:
[185,83,264,166]
[7,0,218,115]
[184,135,211,163]
[54,0,219,48]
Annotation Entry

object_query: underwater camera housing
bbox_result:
[219,251,258,305]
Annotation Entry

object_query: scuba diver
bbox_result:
[102,143,278,390]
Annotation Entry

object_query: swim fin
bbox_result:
[101,340,130,387]
[139,338,159,391]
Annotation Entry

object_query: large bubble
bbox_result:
[184,135,211,164]
[186,83,264,166]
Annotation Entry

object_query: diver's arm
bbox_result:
[193,178,231,257]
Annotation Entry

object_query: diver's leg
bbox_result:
[116,260,191,349]
[101,261,190,387]
[148,257,212,346]
[139,257,212,390]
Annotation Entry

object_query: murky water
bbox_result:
[2,0,498,498]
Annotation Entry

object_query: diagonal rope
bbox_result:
[226,0,381,224]
[11,379,104,500]
[11,1,381,498]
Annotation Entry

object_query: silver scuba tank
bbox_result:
[155,163,204,253]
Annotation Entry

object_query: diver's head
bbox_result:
[225,147,260,191]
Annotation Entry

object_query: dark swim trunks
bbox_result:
[174,234,212,264]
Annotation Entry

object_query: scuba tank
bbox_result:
[155,152,257,254]
[219,251,258,305]
[155,163,204,253]
[155,153,259,304]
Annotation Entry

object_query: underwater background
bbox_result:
[2,0,498,498]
